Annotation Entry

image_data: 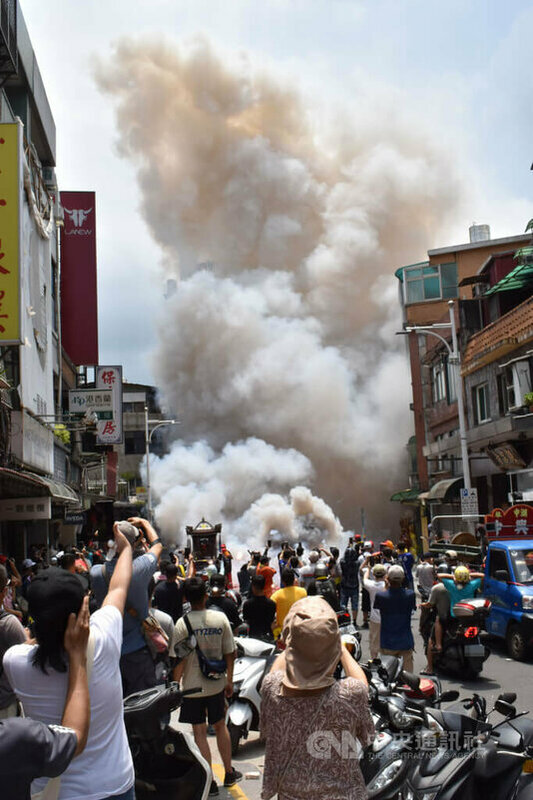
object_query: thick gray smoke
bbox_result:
[96,36,462,543]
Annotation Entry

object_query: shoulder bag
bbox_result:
[183,615,226,680]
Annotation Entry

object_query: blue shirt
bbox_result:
[398,552,415,583]
[441,578,481,617]
[91,552,158,654]
[373,587,416,650]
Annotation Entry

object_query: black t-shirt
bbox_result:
[206,595,242,630]
[0,718,77,799]
[242,595,276,639]
[152,580,184,622]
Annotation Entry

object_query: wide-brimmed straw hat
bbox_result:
[281,596,342,691]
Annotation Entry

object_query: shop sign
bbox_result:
[0,122,22,343]
[0,496,51,521]
[11,410,54,474]
[64,510,85,525]
[95,365,123,444]
[485,504,533,539]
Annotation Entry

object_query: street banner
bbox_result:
[485,504,533,539]
[0,122,22,343]
[60,191,98,365]
[95,365,123,444]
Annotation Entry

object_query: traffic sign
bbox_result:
[461,488,479,517]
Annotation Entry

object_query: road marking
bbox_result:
[212,763,254,799]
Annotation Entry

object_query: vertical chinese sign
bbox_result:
[60,191,98,365]
[95,365,123,445]
[0,123,22,343]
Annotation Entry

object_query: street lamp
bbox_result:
[397,299,472,491]
[144,406,179,522]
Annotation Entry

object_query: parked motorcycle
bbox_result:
[433,598,492,678]
[124,682,211,799]
[226,636,277,755]
[360,657,459,799]
[403,692,533,799]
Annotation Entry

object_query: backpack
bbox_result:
[341,549,359,587]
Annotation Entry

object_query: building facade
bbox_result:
[394,225,533,540]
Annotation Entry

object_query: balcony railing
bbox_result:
[0,0,17,84]
[462,295,533,375]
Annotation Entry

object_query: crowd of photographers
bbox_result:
[0,522,484,798]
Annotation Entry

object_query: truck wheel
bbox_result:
[506,624,527,661]
[228,722,241,756]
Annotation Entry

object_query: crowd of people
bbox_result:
[0,524,487,799]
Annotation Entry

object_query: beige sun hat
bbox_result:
[281,596,342,691]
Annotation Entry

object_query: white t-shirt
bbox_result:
[362,576,386,623]
[4,605,134,800]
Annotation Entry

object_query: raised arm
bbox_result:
[62,596,91,757]
[128,517,163,562]
[102,524,133,614]
[340,647,368,686]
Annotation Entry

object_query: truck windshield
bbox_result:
[509,549,533,584]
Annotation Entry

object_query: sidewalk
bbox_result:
[171,712,265,800]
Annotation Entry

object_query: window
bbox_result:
[473,383,490,424]
[404,262,458,304]
[489,549,509,580]
[432,362,446,403]
[124,431,145,455]
[431,357,457,404]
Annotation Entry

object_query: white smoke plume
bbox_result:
[96,36,463,543]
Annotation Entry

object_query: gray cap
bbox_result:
[116,520,140,545]
[388,564,405,582]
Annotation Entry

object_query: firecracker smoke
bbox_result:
[95,35,463,544]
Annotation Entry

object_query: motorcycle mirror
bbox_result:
[440,690,460,702]
[377,666,390,683]
[497,692,517,705]
[494,699,516,718]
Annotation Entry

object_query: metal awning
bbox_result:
[426,477,464,501]
[390,488,422,503]
[485,257,533,296]
[0,468,79,503]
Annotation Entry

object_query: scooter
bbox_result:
[360,657,459,799]
[226,636,277,755]
[403,692,533,799]
[434,598,492,678]
[124,682,211,799]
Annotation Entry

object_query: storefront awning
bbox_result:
[426,477,464,501]
[0,468,79,503]
[390,488,421,503]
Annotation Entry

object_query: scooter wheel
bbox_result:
[228,721,242,756]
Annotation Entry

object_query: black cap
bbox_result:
[28,567,85,627]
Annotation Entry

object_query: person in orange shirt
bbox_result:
[256,556,277,598]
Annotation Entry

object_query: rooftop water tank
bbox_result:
[469,224,491,243]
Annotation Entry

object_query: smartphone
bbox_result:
[267,540,272,548]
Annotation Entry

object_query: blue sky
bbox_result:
[20,0,533,382]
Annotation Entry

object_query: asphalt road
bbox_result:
[173,604,533,800]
